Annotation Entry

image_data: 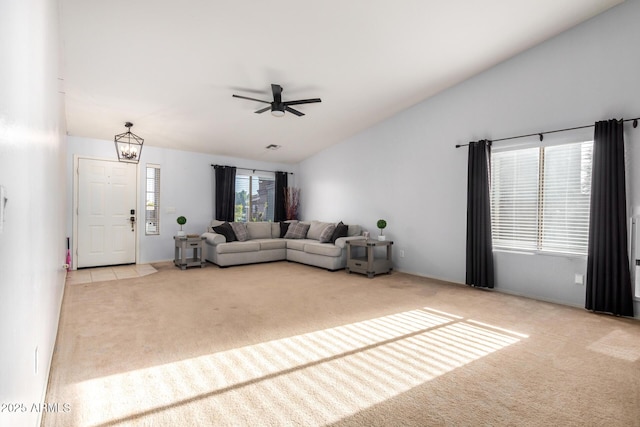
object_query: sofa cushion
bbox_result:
[331,222,349,243]
[307,220,332,240]
[284,222,310,239]
[257,239,287,250]
[319,224,336,243]
[271,222,281,238]
[216,241,260,254]
[212,222,237,242]
[230,222,249,241]
[285,239,308,251]
[304,242,342,257]
[247,222,272,239]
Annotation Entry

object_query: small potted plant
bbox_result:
[377,219,387,241]
[176,216,187,237]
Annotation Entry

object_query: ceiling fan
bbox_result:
[232,84,321,117]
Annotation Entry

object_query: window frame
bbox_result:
[145,164,161,235]
[234,171,275,223]
[490,140,593,257]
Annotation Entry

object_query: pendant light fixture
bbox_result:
[114,122,144,163]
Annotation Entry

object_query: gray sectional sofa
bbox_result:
[201,220,364,270]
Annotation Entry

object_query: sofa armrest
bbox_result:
[334,235,365,249]
[202,232,226,245]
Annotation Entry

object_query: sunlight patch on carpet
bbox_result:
[73,307,526,426]
[587,329,640,362]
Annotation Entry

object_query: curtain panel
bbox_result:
[214,165,236,222]
[586,119,634,317]
[274,172,288,223]
[466,140,495,288]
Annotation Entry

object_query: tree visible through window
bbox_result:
[490,141,593,255]
[234,174,275,222]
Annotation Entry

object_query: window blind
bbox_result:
[540,143,592,253]
[490,141,592,255]
[491,147,539,251]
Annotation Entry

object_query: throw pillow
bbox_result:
[330,221,349,243]
[279,221,291,238]
[230,222,249,242]
[212,222,237,242]
[319,224,336,243]
[208,219,224,232]
[307,220,331,240]
[284,222,310,239]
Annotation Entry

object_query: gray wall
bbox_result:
[0,0,67,426]
[66,137,297,263]
[298,0,640,316]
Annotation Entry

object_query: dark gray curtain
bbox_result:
[274,172,288,222]
[586,119,634,317]
[466,140,494,288]
[214,165,236,222]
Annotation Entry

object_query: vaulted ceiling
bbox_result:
[60,0,624,163]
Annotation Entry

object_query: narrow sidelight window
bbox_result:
[145,164,160,235]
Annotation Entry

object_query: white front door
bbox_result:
[77,158,137,268]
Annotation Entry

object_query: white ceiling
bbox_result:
[60,0,624,164]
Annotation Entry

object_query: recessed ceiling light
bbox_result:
[265,144,281,150]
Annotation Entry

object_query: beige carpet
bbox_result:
[44,261,640,426]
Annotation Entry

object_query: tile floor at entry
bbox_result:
[66,264,157,285]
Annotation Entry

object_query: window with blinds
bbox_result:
[145,165,160,235]
[490,141,593,255]
[234,174,275,222]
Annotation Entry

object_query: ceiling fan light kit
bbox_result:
[233,84,321,117]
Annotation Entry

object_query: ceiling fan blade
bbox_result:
[284,98,322,106]
[254,106,271,114]
[232,94,271,104]
[285,106,305,117]
[229,86,268,95]
[271,84,282,104]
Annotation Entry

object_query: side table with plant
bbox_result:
[377,219,387,241]
[177,216,187,237]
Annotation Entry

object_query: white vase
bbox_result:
[378,235,386,241]
[177,230,186,237]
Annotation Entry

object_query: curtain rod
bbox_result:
[455,117,639,148]
[211,164,294,175]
